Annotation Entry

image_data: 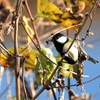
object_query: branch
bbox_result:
[23,0,41,49]
[48,74,100,89]
[14,0,23,100]
[0,44,13,57]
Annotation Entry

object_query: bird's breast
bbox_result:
[63,43,78,61]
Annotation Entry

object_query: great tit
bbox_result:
[49,32,98,64]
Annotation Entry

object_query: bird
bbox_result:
[49,32,98,64]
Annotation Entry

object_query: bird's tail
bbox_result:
[88,56,99,64]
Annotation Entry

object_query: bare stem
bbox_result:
[23,0,41,49]
[14,0,23,99]
[14,16,20,100]
[0,44,13,56]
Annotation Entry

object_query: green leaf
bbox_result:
[56,56,84,79]
[35,47,57,85]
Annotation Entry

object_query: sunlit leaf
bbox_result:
[21,16,34,44]
[37,0,63,19]
[56,56,84,79]
[37,0,83,30]
[35,47,57,85]
[0,46,39,69]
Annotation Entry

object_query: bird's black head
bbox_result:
[51,32,68,44]
[50,33,68,53]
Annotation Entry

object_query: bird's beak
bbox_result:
[46,37,53,44]
[46,34,54,44]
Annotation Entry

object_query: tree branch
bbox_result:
[14,0,23,100]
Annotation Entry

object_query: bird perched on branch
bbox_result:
[48,32,98,64]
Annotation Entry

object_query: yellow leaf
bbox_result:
[37,0,83,30]
[0,46,39,69]
[35,47,56,85]
[37,0,63,18]
[21,16,34,44]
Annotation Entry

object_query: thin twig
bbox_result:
[21,56,28,100]
[20,76,33,99]
[82,75,100,85]
[68,74,100,87]
[23,0,41,49]
[0,70,14,98]
[68,79,71,100]
[49,74,100,89]
[40,25,79,40]
[51,86,57,100]
[0,44,13,57]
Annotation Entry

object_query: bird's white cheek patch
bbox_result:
[56,36,67,44]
